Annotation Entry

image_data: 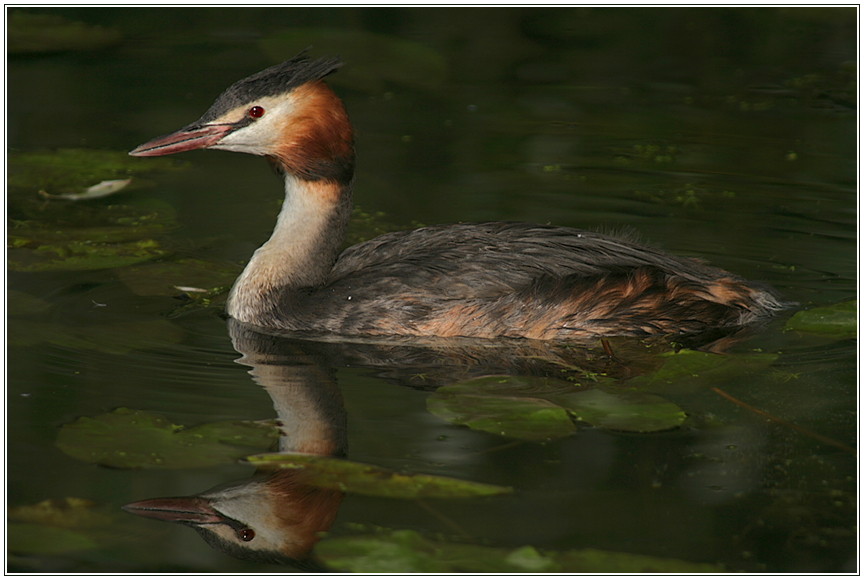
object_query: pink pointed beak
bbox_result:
[129,123,234,157]
[122,496,223,524]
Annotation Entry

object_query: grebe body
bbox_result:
[130,53,784,340]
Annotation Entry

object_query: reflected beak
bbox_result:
[129,123,235,157]
[122,496,224,525]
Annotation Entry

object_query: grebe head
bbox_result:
[123,474,338,569]
[129,52,354,183]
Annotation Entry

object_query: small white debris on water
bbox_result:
[39,178,132,201]
[175,286,209,293]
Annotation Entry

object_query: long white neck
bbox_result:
[226,173,351,326]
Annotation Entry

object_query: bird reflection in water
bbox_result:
[122,318,743,569]
[123,321,347,570]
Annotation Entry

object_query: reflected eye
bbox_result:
[248,106,266,119]
[238,528,255,542]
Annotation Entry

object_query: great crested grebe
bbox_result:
[130,53,784,340]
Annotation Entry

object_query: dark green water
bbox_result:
[7,7,857,573]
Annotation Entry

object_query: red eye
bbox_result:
[239,528,255,542]
[248,106,265,118]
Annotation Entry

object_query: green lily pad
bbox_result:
[316,529,724,573]
[260,29,447,92]
[8,319,185,355]
[428,375,580,441]
[11,225,163,245]
[56,408,280,469]
[429,389,578,441]
[246,452,512,499]
[8,237,167,272]
[550,389,687,433]
[8,194,178,272]
[7,12,122,54]
[428,376,686,440]
[785,300,857,338]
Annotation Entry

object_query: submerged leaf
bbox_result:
[8,149,180,194]
[8,197,178,272]
[318,529,450,573]
[8,498,117,556]
[785,300,857,338]
[8,237,167,272]
[56,408,280,469]
[428,375,686,439]
[316,529,725,573]
[551,389,686,432]
[9,497,111,529]
[7,496,155,560]
[246,452,512,499]
[626,349,779,393]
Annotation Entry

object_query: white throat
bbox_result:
[226,173,348,326]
